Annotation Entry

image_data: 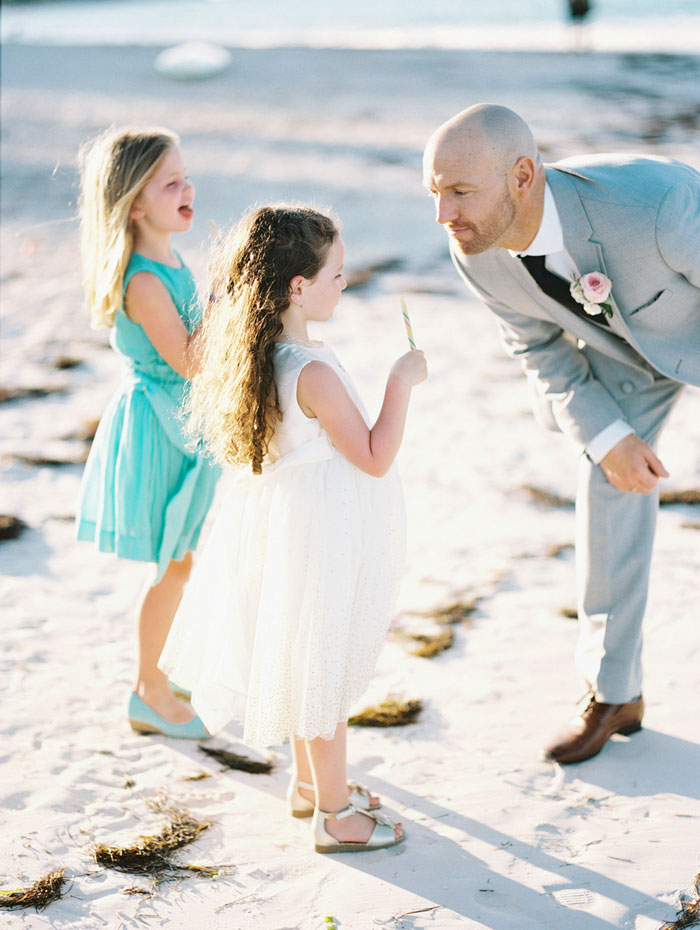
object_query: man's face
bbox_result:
[423,141,517,255]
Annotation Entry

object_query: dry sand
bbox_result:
[1,41,699,930]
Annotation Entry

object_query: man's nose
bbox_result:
[435,194,456,225]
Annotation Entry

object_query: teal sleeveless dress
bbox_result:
[76,253,220,581]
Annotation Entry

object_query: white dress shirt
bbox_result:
[509,184,634,464]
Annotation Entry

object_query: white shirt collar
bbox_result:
[508,183,564,258]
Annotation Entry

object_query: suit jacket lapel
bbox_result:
[547,166,608,278]
[547,166,630,338]
[494,172,644,372]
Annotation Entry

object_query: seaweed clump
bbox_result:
[93,803,212,877]
[405,629,454,658]
[660,489,700,505]
[349,698,423,728]
[0,515,27,541]
[198,746,274,774]
[0,385,66,404]
[427,597,480,625]
[0,869,67,912]
[660,872,700,930]
[7,451,89,467]
[62,417,100,442]
[546,542,574,558]
[521,484,574,509]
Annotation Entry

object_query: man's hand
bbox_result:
[599,433,669,493]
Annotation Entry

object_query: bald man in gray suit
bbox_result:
[424,104,700,763]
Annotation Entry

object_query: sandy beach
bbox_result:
[1,37,700,930]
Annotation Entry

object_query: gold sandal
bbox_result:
[311,803,405,854]
[287,777,381,818]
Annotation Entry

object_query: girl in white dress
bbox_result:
[160,205,427,852]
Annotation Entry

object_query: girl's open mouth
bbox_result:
[179,205,194,219]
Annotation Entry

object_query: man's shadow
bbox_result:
[167,723,692,928]
[332,765,673,929]
[560,728,700,799]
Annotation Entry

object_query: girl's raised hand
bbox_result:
[391,349,428,387]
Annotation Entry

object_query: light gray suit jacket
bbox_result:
[451,154,700,453]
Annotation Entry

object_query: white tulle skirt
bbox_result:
[159,436,405,748]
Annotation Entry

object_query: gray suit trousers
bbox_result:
[575,348,684,703]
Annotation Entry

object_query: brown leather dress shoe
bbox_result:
[541,696,644,764]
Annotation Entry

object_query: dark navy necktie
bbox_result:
[519,254,609,328]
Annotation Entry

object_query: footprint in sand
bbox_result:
[552,887,596,909]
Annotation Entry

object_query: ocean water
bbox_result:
[2,0,700,52]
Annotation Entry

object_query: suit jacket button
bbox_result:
[620,381,635,394]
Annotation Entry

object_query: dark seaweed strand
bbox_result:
[0,869,67,911]
[198,746,274,774]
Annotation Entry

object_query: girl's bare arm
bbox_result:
[296,351,427,477]
[124,272,194,379]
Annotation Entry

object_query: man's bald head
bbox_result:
[425,104,541,177]
[423,104,545,254]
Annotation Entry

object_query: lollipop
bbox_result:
[400,296,415,350]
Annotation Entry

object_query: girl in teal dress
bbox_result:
[76,126,219,738]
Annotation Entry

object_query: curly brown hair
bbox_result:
[186,204,339,473]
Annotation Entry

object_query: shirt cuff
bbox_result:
[586,420,635,464]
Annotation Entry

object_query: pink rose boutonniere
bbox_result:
[570,272,613,318]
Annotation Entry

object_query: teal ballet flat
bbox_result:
[168,678,192,700]
[128,692,211,740]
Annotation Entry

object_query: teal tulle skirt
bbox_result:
[76,370,219,581]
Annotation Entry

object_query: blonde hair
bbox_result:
[186,204,339,474]
[78,125,178,327]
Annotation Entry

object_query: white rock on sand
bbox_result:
[1,41,699,930]
[154,42,232,81]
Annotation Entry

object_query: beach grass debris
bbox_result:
[559,607,578,620]
[343,257,403,290]
[660,489,700,505]
[681,521,700,530]
[0,514,28,541]
[393,904,443,921]
[93,803,211,877]
[403,628,454,658]
[429,597,480,625]
[181,771,211,781]
[660,871,700,929]
[213,891,257,912]
[546,542,574,558]
[348,697,423,728]
[198,745,274,774]
[62,417,100,442]
[400,596,479,627]
[51,355,82,370]
[0,868,67,911]
[521,485,700,510]
[521,484,575,508]
[0,385,66,404]
[523,483,700,510]
[6,451,89,468]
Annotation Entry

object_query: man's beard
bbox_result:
[454,186,516,255]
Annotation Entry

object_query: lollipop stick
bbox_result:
[400,296,416,350]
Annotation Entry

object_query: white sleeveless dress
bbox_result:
[159,342,406,747]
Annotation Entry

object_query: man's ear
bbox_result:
[288,274,305,305]
[511,156,536,195]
